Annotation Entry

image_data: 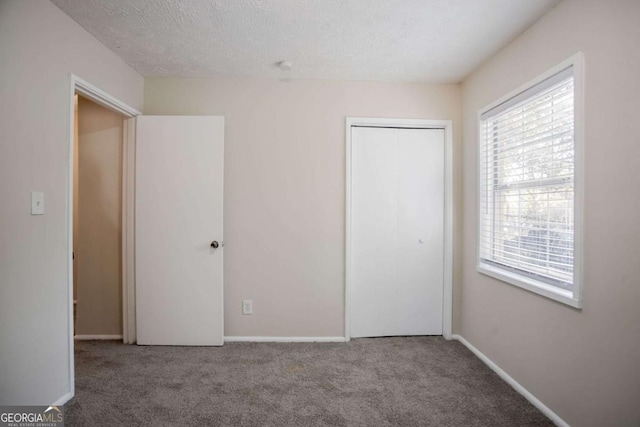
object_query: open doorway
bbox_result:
[72,94,125,339]
[64,75,140,403]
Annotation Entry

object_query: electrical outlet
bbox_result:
[242,299,253,315]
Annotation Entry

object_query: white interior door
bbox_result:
[350,126,444,338]
[135,116,224,346]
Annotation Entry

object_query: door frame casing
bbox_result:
[121,117,137,344]
[64,74,140,403]
[345,117,454,341]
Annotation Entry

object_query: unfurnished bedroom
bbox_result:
[1,1,639,426]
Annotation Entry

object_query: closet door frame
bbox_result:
[345,117,453,341]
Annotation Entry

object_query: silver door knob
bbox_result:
[211,241,219,249]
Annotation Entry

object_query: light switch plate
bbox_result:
[31,191,44,215]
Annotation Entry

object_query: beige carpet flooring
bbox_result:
[65,337,552,426]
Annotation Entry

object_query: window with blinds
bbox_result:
[478,65,578,299]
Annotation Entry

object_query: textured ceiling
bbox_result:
[52,0,560,82]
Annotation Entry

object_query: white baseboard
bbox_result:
[53,390,73,406]
[452,334,568,427]
[224,336,346,343]
[74,335,123,340]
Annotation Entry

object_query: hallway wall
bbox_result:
[75,97,123,336]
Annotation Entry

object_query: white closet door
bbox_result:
[351,127,444,338]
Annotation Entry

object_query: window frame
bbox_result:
[476,53,584,309]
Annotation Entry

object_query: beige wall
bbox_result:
[144,78,462,337]
[0,0,143,405]
[75,97,123,336]
[460,0,640,425]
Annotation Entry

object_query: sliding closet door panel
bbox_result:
[351,127,399,338]
[396,129,444,335]
[351,127,444,338]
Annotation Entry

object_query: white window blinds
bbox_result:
[479,66,575,291]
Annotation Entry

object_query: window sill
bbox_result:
[477,262,583,309]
